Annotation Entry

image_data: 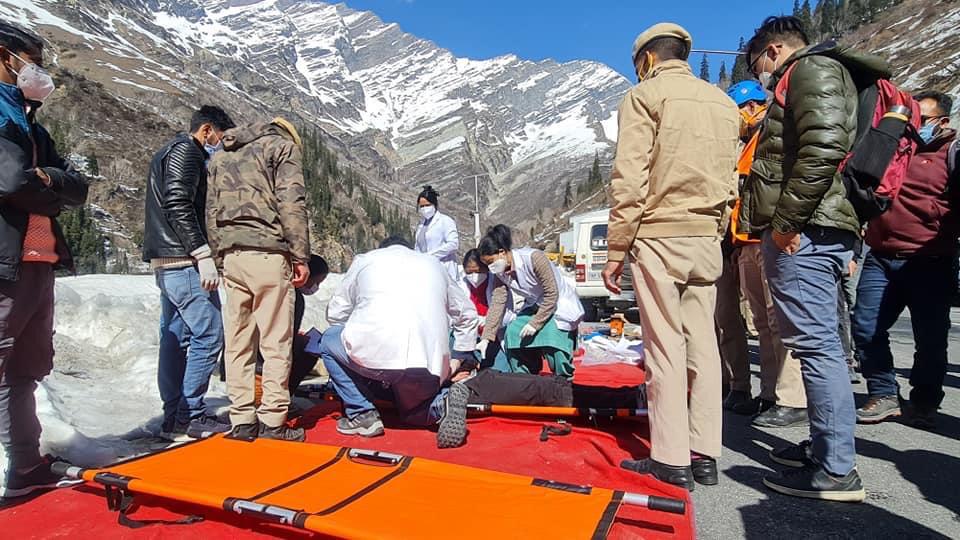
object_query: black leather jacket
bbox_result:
[0,117,88,281]
[142,134,210,261]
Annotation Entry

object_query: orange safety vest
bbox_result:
[731,131,761,245]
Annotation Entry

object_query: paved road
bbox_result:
[691,310,960,539]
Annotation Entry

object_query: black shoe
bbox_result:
[753,405,808,428]
[0,459,81,499]
[909,404,937,430]
[620,458,695,491]
[722,390,752,412]
[763,464,865,502]
[769,440,814,468]
[732,397,773,416]
[260,424,306,442]
[227,423,259,441]
[186,415,232,439]
[437,382,469,449]
[856,395,901,424]
[690,455,718,486]
[159,418,192,442]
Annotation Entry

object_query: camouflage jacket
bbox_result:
[206,118,310,264]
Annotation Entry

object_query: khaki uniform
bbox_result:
[207,118,310,428]
[608,60,739,466]
[737,244,806,408]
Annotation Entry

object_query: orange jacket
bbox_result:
[732,131,761,245]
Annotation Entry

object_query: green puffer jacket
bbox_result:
[739,42,891,236]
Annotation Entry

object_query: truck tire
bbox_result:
[581,299,600,322]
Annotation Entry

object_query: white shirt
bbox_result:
[415,211,460,282]
[327,245,478,380]
[503,247,584,332]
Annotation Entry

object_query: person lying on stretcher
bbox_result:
[316,236,479,448]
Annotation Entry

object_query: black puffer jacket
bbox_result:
[142,134,210,261]
[740,42,891,236]
[0,115,88,281]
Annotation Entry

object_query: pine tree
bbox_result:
[590,152,602,187]
[793,0,801,16]
[718,61,730,90]
[800,0,814,34]
[87,153,99,176]
[819,0,836,39]
[699,54,711,81]
[562,180,572,208]
[731,37,750,84]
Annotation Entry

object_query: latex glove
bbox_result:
[197,257,220,292]
[519,323,538,339]
[476,339,490,358]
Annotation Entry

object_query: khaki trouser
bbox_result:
[715,248,750,393]
[223,251,295,427]
[631,237,723,466]
[737,244,806,408]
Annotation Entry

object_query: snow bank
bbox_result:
[0,273,342,469]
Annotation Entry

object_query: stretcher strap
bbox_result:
[249,447,348,501]
[293,456,415,527]
[105,485,204,529]
[590,491,624,540]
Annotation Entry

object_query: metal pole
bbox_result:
[473,175,481,247]
[690,48,744,56]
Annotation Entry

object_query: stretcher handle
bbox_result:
[51,461,84,479]
[347,449,404,466]
[622,492,686,515]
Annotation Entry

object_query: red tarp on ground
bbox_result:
[0,361,694,539]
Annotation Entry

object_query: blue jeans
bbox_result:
[156,266,224,424]
[319,326,446,426]
[853,252,956,409]
[762,227,856,476]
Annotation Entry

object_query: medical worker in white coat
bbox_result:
[317,236,479,449]
[415,185,461,282]
[478,225,584,379]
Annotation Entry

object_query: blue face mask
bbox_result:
[918,123,937,144]
[204,140,223,157]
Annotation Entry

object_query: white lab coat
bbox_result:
[327,245,478,380]
[415,211,460,282]
[504,247,584,332]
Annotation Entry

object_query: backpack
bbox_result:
[774,60,921,224]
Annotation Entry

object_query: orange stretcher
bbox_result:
[54,436,685,539]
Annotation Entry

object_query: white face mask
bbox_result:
[758,72,773,89]
[419,205,436,220]
[7,53,55,103]
[487,257,508,276]
[465,272,488,287]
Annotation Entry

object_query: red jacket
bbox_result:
[866,130,959,257]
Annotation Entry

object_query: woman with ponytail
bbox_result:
[477,225,584,379]
[414,185,461,281]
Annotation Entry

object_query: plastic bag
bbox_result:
[581,335,644,366]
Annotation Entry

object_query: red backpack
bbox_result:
[775,61,921,224]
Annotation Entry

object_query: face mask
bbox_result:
[419,205,436,220]
[635,52,653,83]
[465,272,487,287]
[487,257,508,276]
[757,72,772,89]
[300,282,320,296]
[205,140,223,157]
[6,53,55,103]
[918,123,937,144]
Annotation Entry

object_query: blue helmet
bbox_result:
[727,80,767,108]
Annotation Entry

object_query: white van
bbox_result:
[566,209,635,321]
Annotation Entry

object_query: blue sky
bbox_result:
[341,0,797,81]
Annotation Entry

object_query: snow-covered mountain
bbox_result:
[0,0,630,239]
